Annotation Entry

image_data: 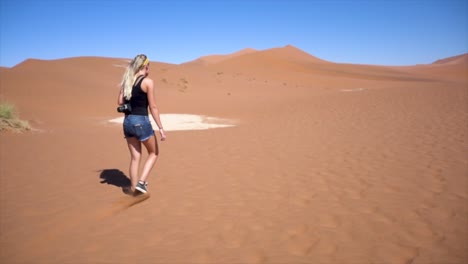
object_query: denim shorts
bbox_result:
[123,115,154,141]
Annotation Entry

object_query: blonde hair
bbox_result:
[121,54,149,100]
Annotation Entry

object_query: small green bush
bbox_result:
[0,102,31,132]
[0,102,16,119]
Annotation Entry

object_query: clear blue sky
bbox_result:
[1,0,467,67]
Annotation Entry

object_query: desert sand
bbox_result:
[0,45,467,263]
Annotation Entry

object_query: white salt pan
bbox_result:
[109,114,236,131]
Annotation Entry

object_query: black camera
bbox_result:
[117,103,132,113]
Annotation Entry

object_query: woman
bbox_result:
[117,54,166,194]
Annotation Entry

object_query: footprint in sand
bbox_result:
[283,225,320,256]
[372,208,397,224]
[318,214,342,229]
[426,169,446,195]
[242,250,268,264]
[315,236,338,256]
[217,226,250,249]
[290,192,316,207]
[385,243,419,264]
[286,233,320,256]
[98,193,150,219]
[116,192,150,209]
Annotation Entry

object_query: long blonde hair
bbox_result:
[121,54,149,100]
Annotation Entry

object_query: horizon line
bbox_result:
[2,44,467,68]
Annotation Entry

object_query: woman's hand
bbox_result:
[159,128,167,141]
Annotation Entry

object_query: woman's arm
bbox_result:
[117,87,125,105]
[144,78,166,140]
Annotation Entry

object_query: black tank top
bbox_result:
[125,76,148,116]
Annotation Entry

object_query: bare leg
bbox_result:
[139,134,159,183]
[126,137,142,189]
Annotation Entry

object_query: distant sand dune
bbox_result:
[432,53,468,65]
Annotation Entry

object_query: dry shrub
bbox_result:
[0,102,31,133]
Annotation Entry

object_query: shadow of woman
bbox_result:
[99,169,133,195]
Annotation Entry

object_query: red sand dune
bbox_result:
[433,53,468,65]
[183,48,258,66]
[1,46,467,263]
